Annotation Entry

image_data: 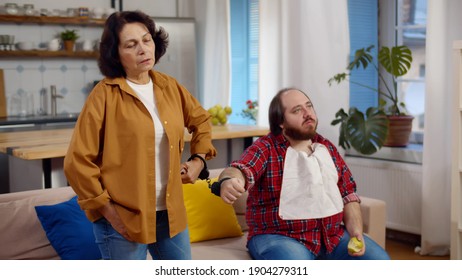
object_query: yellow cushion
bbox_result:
[183,178,243,243]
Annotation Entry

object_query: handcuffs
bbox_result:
[187,154,230,196]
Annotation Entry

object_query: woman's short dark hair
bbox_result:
[98,10,169,78]
[268,87,310,135]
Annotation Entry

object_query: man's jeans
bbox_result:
[248,231,390,260]
[93,210,191,260]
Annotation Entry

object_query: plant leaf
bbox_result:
[378,45,412,77]
[331,108,350,150]
[345,107,389,155]
[328,73,349,86]
[347,45,374,70]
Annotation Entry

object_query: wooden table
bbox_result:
[0,124,268,188]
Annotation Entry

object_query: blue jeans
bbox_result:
[93,210,191,260]
[248,231,390,260]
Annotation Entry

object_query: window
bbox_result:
[229,0,259,124]
[349,0,427,143]
[395,0,427,138]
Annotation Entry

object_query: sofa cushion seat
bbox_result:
[191,232,250,260]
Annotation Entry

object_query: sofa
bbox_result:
[0,169,386,260]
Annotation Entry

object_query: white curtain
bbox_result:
[258,0,350,143]
[178,0,231,108]
[421,0,462,256]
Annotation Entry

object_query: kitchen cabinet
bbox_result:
[0,14,103,58]
[451,40,462,260]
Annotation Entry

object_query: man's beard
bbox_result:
[283,120,317,141]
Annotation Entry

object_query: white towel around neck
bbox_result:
[279,143,343,220]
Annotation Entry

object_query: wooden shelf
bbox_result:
[0,50,98,58]
[0,15,103,59]
[0,14,105,26]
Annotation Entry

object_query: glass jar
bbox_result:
[78,7,89,17]
[5,3,19,15]
[23,4,34,16]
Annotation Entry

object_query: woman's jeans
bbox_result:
[93,210,191,260]
[248,231,390,260]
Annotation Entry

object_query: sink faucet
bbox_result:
[50,85,63,116]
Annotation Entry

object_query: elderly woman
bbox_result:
[64,10,216,260]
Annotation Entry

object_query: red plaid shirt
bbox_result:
[230,132,360,255]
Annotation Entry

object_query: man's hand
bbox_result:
[348,234,366,256]
[220,177,246,204]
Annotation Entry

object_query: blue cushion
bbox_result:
[35,196,101,260]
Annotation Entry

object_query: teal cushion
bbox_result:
[35,196,101,260]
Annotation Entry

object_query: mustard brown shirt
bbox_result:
[64,70,216,244]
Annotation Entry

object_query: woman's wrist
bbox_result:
[187,154,209,180]
[191,156,204,169]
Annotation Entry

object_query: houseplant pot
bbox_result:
[328,45,413,154]
[63,40,75,51]
[59,29,79,52]
[383,115,414,147]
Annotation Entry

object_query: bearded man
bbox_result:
[214,88,390,260]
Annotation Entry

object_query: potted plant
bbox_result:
[328,45,413,155]
[59,29,79,51]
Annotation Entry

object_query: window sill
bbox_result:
[345,143,423,165]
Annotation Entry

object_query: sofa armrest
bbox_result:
[360,196,386,248]
[0,187,76,259]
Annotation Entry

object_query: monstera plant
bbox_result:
[328,45,413,155]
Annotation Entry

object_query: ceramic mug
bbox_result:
[48,39,61,51]
[82,39,93,51]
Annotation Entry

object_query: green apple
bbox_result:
[208,107,218,117]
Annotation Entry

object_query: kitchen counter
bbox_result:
[0,113,79,128]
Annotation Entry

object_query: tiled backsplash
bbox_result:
[0,23,104,116]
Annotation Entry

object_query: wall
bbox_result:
[0,0,179,117]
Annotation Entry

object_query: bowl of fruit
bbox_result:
[208,105,232,125]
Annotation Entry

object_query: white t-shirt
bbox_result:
[126,79,169,211]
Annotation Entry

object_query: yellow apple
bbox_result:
[348,237,364,254]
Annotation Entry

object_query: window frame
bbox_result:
[379,0,426,143]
